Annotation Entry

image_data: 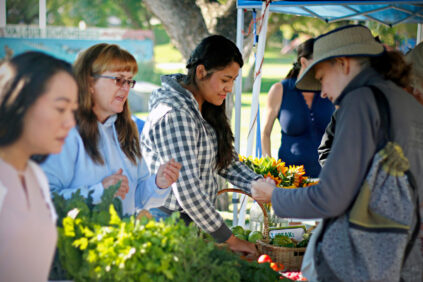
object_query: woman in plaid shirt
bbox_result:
[141,35,262,256]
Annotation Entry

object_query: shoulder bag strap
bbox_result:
[368,85,392,147]
[367,85,420,270]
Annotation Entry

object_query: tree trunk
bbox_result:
[143,0,210,59]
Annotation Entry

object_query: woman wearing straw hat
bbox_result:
[251,25,423,281]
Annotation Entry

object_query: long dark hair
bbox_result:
[73,43,141,165]
[285,38,315,79]
[184,35,243,171]
[0,51,74,148]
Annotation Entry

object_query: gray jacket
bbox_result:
[272,67,423,278]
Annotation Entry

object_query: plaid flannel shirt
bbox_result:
[140,74,260,242]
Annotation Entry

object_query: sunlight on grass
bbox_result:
[154,43,184,63]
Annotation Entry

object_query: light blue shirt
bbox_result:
[41,115,169,215]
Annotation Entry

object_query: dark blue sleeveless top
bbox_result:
[278,78,334,178]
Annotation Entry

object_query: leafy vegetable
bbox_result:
[49,183,281,281]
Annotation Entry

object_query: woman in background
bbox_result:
[261,38,334,178]
[0,52,78,281]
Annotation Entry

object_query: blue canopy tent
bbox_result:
[232,0,423,226]
[238,1,423,26]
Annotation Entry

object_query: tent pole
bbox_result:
[39,0,46,37]
[39,0,46,28]
[238,1,270,228]
[246,2,269,157]
[0,0,5,28]
[232,7,244,227]
[417,24,423,43]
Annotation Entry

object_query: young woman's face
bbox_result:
[196,61,240,107]
[91,70,134,122]
[22,71,78,155]
[314,59,351,103]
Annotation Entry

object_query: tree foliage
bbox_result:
[7,0,152,29]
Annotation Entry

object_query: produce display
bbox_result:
[231,225,312,248]
[49,184,282,281]
[272,233,310,248]
[239,155,318,188]
[231,225,263,243]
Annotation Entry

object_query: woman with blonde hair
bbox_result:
[42,43,181,215]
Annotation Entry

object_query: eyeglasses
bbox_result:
[93,75,136,88]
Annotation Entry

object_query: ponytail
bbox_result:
[285,62,301,79]
[285,37,315,79]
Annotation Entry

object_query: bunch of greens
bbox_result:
[50,184,281,281]
[271,233,311,248]
[49,182,123,280]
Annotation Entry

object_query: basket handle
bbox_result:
[217,188,269,241]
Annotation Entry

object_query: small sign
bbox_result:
[269,225,306,241]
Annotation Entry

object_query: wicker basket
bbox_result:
[217,188,306,271]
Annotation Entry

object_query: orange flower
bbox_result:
[264,172,282,187]
[276,162,288,175]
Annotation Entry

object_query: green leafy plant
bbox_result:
[49,182,122,280]
[50,183,281,281]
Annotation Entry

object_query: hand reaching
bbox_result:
[156,159,182,189]
[251,178,276,204]
[226,234,258,257]
[102,168,130,199]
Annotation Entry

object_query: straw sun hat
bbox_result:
[405,41,423,79]
[296,25,384,91]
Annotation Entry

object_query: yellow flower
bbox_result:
[238,155,316,189]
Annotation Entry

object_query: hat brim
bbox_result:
[295,41,384,91]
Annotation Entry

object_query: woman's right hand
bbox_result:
[226,234,258,257]
[102,168,130,199]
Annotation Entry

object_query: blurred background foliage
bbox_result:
[6,0,418,87]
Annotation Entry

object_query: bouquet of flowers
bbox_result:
[239,155,318,188]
